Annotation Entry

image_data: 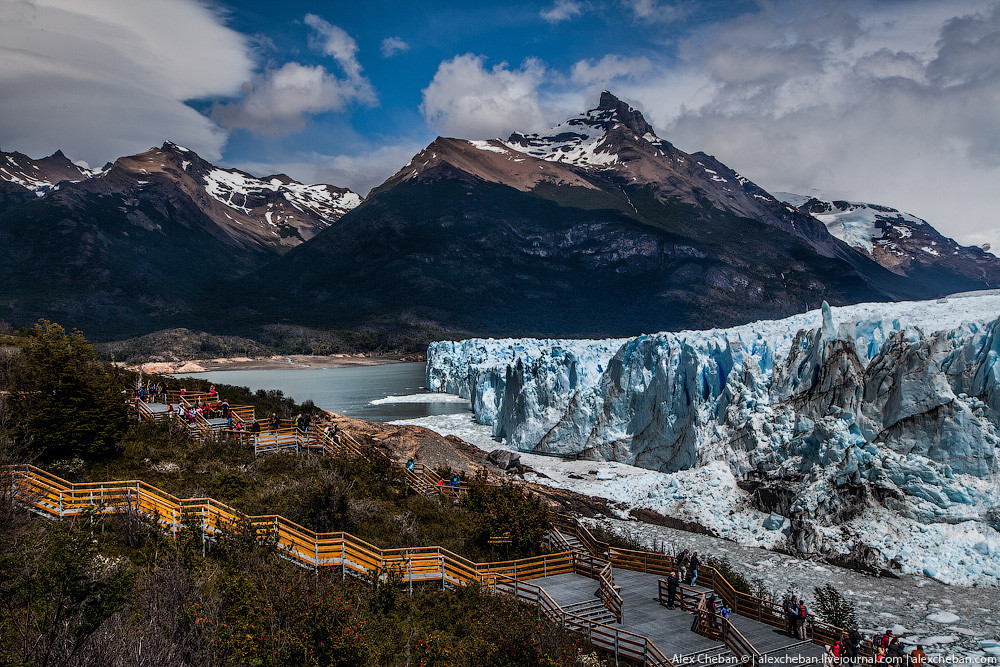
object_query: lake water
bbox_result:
[175,362,472,422]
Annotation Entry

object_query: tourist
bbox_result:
[785,595,799,638]
[450,473,461,497]
[406,457,415,472]
[665,571,679,608]
[437,478,444,494]
[910,644,926,667]
[208,384,217,398]
[847,626,863,660]
[676,549,690,584]
[689,551,700,585]
[270,412,280,430]
[797,598,808,640]
[706,593,717,615]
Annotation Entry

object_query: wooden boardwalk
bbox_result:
[535,569,824,663]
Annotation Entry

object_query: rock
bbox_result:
[596,470,616,480]
[925,611,960,624]
[568,473,584,480]
[486,449,522,471]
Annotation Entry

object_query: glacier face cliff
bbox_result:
[426,294,1000,584]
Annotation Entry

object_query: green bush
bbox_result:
[6,320,129,463]
[813,583,856,629]
[461,474,550,559]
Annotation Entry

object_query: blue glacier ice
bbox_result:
[427,292,1000,584]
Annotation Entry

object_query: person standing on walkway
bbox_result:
[676,549,690,584]
[689,551,700,585]
[797,599,808,640]
[910,644,926,667]
[269,412,279,430]
[785,595,799,638]
[666,571,679,608]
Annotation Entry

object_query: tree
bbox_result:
[6,320,129,463]
[813,583,857,629]
[461,474,550,558]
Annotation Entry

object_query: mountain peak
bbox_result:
[596,91,655,138]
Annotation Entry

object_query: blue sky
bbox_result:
[2,0,1000,245]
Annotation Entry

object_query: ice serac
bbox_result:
[426,291,1000,585]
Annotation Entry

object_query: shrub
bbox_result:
[461,473,550,559]
[812,583,856,629]
[6,320,129,463]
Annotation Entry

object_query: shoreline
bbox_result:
[125,353,424,375]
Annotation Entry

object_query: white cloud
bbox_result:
[304,14,364,80]
[570,55,654,85]
[213,16,375,135]
[541,0,585,23]
[0,0,252,162]
[622,0,1000,240]
[420,54,549,138]
[380,36,409,58]
[624,0,688,24]
[212,63,374,135]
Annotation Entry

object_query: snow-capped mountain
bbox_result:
[0,142,361,249]
[427,292,1000,585]
[781,194,1000,290]
[0,147,97,194]
[388,92,841,256]
[247,91,931,344]
[0,142,362,337]
[501,91,828,247]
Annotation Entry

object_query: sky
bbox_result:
[2,0,999,245]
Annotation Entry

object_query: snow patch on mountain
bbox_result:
[202,168,360,222]
[0,151,96,193]
[503,107,627,167]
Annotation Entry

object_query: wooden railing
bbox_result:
[701,613,763,665]
[491,575,674,666]
[7,465,570,585]
[597,561,624,624]
[558,514,867,657]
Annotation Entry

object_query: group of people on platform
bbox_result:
[823,629,927,665]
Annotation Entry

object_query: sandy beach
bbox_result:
[127,353,423,375]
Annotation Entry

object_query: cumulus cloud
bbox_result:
[570,55,654,85]
[0,0,252,162]
[628,0,1000,239]
[380,36,409,58]
[541,0,586,23]
[213,63,374,135]
[420,54,549,138]
[213,15,375,135]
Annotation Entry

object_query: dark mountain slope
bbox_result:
[234,174,896,342]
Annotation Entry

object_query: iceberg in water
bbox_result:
[427,292,1000,585]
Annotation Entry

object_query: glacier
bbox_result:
[427,292,1000,585]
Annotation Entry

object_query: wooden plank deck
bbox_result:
[535,569,825,662]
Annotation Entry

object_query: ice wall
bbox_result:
[426,292,1000,584]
